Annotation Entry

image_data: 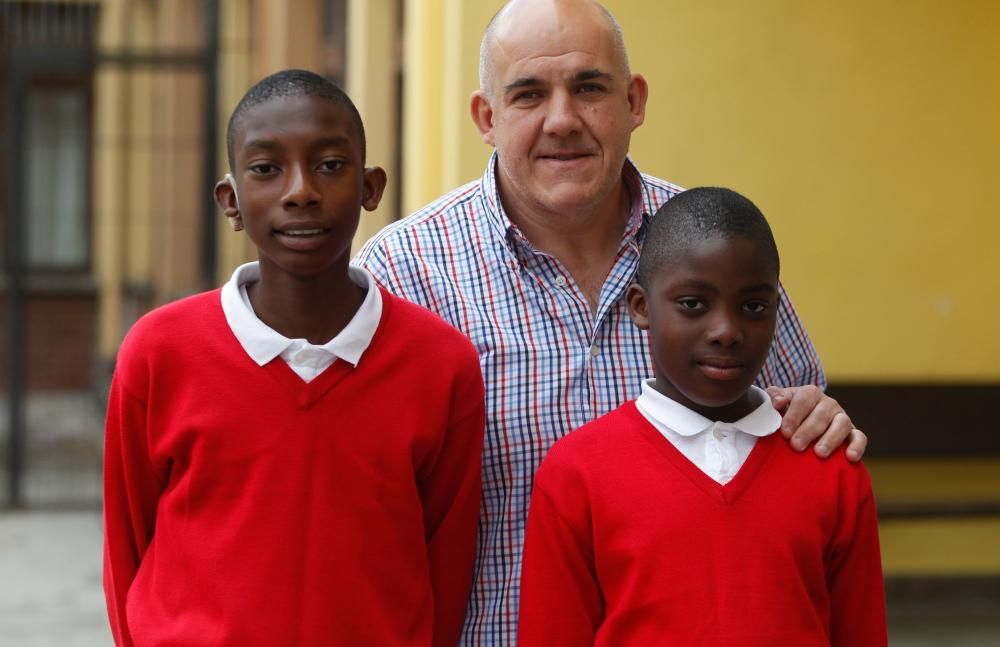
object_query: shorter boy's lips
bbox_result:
[697,359,745,381]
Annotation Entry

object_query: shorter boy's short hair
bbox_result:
[637,187,780,288]
[226,69,366,169]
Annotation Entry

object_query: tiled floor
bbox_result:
[2,510,999,646]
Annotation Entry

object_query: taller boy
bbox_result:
[103,70,485,646]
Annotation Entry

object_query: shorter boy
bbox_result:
[517,188,886,646]
[103,70,485,646]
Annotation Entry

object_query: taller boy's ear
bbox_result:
[214,177,243,231]
[470,90,497,146]
[361,166,388,212]
[626,283,650,330]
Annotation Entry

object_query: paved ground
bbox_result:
[0,511,110,646]
[1,510,998,646]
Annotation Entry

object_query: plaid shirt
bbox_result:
[355,155,825,645]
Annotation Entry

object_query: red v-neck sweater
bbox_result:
[103,287,485,647]
[518,402,886,647]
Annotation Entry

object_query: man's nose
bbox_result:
[542,90,583,137]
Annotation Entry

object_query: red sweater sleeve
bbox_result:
[828,464,888,647]
[102,353,167,647]
[420,350,486,647]
[518,457,602,647]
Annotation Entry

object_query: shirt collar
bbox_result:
[220,261,383,368]
[479,152,650,255]
[637,380,781,438]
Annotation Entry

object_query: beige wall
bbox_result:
[404,0,1000,382]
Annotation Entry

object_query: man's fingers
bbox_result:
[845,427,868,462]
[806,410,853,458]
[778,385,823,443]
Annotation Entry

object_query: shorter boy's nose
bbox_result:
[706,312,743,347]
[282,166,321,208]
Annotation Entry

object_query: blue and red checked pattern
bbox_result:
[355,156,825,646]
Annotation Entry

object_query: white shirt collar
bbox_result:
[637,381,781,438]
[220,261,383,368]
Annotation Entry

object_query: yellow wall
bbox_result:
[410,0,1000,382]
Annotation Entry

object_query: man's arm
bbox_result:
[764,284,868,461]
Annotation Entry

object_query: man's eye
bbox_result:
[512,90,542,103]
[576,83,604,94]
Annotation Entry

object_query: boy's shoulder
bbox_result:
[118,289,224,359]
[539,402,644,472]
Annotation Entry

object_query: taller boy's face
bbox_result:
[222,95,385,279]
[627,236,779,422]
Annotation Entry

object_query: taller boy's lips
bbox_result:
[274,227,332,251]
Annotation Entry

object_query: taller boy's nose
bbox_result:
[282,166,321,208]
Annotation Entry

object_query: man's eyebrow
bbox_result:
[573,69,613,83]
[503,69,614,95]
[503,76,542,95]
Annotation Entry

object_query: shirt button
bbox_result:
[294,352,308,363]
[589,345,600,357]
[713,428,726,440]
[555,275,567,287]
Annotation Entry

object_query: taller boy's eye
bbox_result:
[248,163,278,175]
[319,159,346,172]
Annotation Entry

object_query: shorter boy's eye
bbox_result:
[676,297,705,312]
[743,301,770,314]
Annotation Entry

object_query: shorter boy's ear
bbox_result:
[214,178,243,231]
[361,166,388,212]
[626,283,650,330]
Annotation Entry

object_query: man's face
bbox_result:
[472,3,647,222]
[216,95,384,280]
[627,236,779,422]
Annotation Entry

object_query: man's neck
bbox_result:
[501,179,631,313]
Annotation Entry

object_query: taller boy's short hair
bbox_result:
[226,69,366,169]
[637,187,780,288]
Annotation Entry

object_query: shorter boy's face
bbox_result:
[627,236,779,422]
[216,94,385,279]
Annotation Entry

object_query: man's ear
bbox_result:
[626,73,649,131]
[361,166,388,212]
[214,177,243,231]
[470,90,497,146]
[626,283,650,330]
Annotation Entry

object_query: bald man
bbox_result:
[356,1,866,643]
